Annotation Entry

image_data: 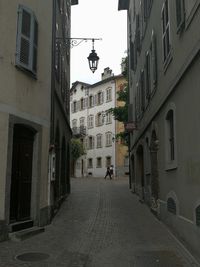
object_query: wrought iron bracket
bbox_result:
[56,37,102,48]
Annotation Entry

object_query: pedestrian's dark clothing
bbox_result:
[110,166,113,178]
[104,167,112,179]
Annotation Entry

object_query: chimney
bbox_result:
[101,67,114,80]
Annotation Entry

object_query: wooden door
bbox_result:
[10,125,34,222]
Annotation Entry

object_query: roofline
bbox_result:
[70,81,91,91]
[90,74,124,88]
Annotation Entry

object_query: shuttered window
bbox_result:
[16,5,38,76]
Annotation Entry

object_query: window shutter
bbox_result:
[94,94,97,106]
[92,136,95,149]
[71,102,74,113]
[16,7,31,68]
[85,97,88,108]
[95,114,98,126]
[32,19,38,73]
[101,92,104,104]
[16,5,38,75]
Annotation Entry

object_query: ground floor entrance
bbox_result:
[9,124,35,223]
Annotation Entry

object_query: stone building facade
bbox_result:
[119,0,200,258]
[70,68,129,178]
[0,0,76,241]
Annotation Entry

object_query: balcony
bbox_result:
[72,126,86,137]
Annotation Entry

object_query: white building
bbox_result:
[70,67,128,178]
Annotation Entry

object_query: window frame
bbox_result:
[161,0,172,66]
[165,104,177,170]
[96,157,102,168]
[105,132,112,147]
[16,5,38,76]
[96,134,103,148]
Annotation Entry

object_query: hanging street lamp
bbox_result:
[87,39,99,73]
[56,37,102,73]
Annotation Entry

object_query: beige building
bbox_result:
[70,68,129,178]
[119,0,200,258]
[115,76,129,176]
[0,0,76,241]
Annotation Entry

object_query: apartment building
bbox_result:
[70,67,128,178]
[0,0,77,241]
[119,0,200,257]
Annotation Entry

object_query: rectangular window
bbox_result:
[105,132,112,147]
[73,101,77,113]
[16,5,38,76]
[161,0,171,63]
[106,88,112,102]
[89,95,94,108]
[96,157,102,168]
[88,158,93,168]
[80,117,85,126]
[88,136,94,150]
[106,111,112,124]
[96,134,102,148]
[88,115,94,128]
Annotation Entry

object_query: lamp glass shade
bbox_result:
[87,49,99,73]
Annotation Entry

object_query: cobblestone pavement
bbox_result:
[0,177,199,267]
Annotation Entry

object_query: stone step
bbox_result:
[9,220,34,232]
[9,226,45,241]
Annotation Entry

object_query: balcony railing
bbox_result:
[72,126,86,136]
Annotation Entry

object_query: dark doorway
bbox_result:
[10,125,35,222]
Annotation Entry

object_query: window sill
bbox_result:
[165,161,177,171]
[16,65,37,80]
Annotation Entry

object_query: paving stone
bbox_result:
[0,177,199,267]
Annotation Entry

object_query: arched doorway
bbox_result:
[150,130,159,212]
[136,145,144,201]
[10,124,35,222]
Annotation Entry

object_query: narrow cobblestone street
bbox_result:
[0,177,199,267]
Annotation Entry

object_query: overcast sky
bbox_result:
[70,0,127,86]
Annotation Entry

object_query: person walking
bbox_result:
[110,165,114,179]
[104,166,112,180]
